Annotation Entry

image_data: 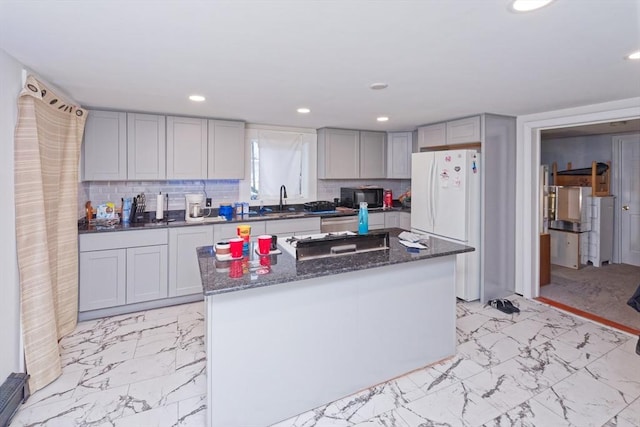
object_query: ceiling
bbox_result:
[1,0,639,132]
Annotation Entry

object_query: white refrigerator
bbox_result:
[411,150,481,301]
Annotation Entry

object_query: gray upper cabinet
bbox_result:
[447,116,481,145]
[208,120,245,179]
[318,128,386,179]
[360,131,386,179]
[83,110,127,181]
[417,122,446,149]
[127,113,166,180]
[387,131,412,179]
[417,116,481,149]
[317,128,360,179]
[167,116,208,179]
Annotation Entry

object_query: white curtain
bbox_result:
[257,130,303,199]
[14,75,87,391]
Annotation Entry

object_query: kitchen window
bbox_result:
[240,124,317,205]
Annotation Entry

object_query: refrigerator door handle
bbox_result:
[430,157,437,228]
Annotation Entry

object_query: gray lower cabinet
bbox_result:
[399,211,411,231]
[265,217,321,237]
[79,249,126,311]
[214,221,266,242]
[369,212,385,230]
[168,225,214,297]
[126,245,168,303]
[384,211,400,229]
[79,229,168,312]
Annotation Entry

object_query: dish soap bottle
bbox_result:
[358,202,369,235]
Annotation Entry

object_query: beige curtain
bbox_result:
[14,75,87,392]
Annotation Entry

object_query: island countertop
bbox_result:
[197,228,473,296]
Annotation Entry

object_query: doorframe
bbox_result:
[612,133,640,264]
[515,98,640,299]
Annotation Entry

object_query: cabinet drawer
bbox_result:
[265,217,321,236]
[80,229,168,252]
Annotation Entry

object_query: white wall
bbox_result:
[541,135,613,172]
[0,48,24,379]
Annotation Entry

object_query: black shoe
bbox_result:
[489,299,515,314]
[502,299,520,313]
[636,336,640,356]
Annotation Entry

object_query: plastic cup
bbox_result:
[258,235,272,255]
[237,224,251,242]
[229,238,244,258]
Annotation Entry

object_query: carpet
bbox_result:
[540,263,640,332]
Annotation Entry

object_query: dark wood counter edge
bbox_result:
[199,230,473,297]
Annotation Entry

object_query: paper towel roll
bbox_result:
[156,193,164,220]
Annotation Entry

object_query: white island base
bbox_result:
[205,255,457,427]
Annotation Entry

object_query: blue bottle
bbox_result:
[358,202,369,235]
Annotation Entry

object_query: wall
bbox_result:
[541,134,613,172]
[0,49,24,379]
[83,178,411,216]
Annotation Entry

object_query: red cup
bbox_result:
[260,255,271,267]
[229,238,244,258]
[229,259,243,278]
[258,235,272,255]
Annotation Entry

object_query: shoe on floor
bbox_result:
[636,336,640,356]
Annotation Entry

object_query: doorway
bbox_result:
[537,125,640,333]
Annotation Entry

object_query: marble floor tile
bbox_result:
[13,298,638,427]
[401,381,503,427]
[532,370,632,427]
[481,398,573,427]
[113,402,179,427]
[456,331,522,369]
[177,394,207,427]
[463,358,555,412]
[584,344,640,398]
[603,397,640,427]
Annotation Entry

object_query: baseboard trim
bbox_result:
[536,296,640,336]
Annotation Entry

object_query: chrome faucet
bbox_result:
[279,185,288,211]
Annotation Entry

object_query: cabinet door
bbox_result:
[447,116,481,145]
[265,217,321,237]
[384,211,400,228]
[369,212,385,230]
[417,123,446,148]
[387,132,412,179]
[549,230,580,269]
[169,226,213,297]
[360,131,386,179]
[127,113,166,180]
[318,128,359,179]
[79,249,126,311]
[126,245,168,303]
[83,110,127,181]
[208,120,245,179]
[399,212,411,231]
[166,116,208,179]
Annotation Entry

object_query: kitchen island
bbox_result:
[198,228,473,427]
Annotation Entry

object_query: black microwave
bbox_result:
[339,187,384,209]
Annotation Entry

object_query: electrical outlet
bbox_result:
[206,198,212,207]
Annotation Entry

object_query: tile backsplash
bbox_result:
[79,179,411,219]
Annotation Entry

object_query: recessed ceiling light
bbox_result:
[370,83,388,90]
[297,107,311,114]
[508,0,555,12]
[377,116,389,122]
[189,95,205,102]
[626,50,640,60]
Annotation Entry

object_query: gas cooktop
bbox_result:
[303,200,336,213]
[281,231,389,260]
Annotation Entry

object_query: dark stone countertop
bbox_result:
[78,206,411,234]
[198,228,473,296]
